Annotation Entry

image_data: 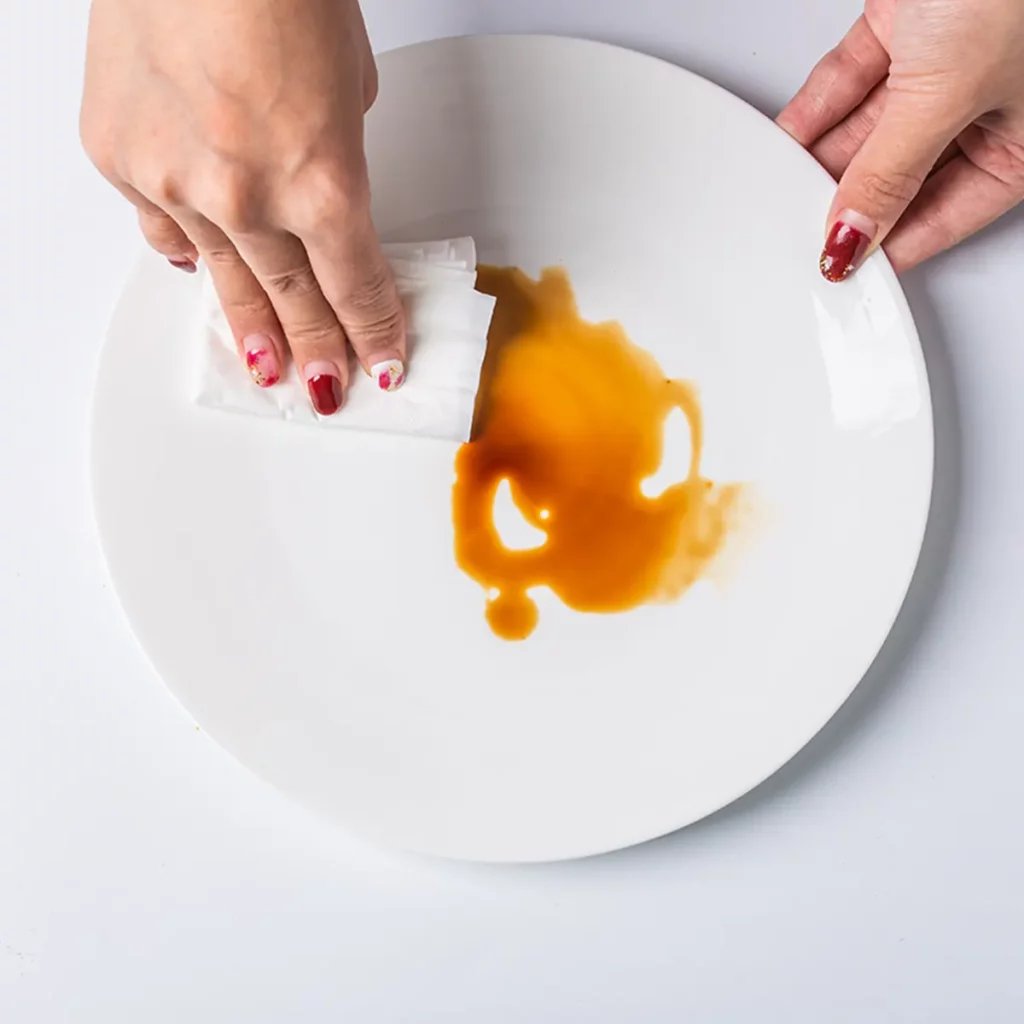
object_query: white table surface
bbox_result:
[2,1,1021,1020]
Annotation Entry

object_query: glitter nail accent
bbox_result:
[245,348,280,388]
[371,359,406,393]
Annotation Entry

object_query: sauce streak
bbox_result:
[453,265,740,641]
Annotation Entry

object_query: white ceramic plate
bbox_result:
[91,36,933,863]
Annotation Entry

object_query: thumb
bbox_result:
[306,222,408,393]
[820,94,960,282]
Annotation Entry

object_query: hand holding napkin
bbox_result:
[194,238,496,443]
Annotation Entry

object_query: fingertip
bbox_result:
[360,271,408,391]
[303,360,346,416]
[820,209,877,283]
[776,108,814,148]
[369,357,406,393]
[241,333,283,388]
[351,309,407,393]
[777,14,890,151]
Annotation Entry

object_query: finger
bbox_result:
[777,16,890,147]
[99,168,200,272]
[819,95,965,282]
[137,207,199,274]
[811,81,888,180]
[230,230,353,415]
[84,152,196,275]
[813,86,962,183]
[304,212,407,393]
[884,153,1024,273]
[184,220,288,391]
[931,141,964,178]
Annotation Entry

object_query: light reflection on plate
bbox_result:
[91,36,933,862]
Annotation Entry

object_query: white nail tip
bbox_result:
[371,360,406,393]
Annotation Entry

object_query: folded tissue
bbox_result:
[194,238,496,443]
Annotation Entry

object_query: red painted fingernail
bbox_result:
[304,361,344,416]
[168,258,197,274]
[820,210,876,283]
[243,335,281,388]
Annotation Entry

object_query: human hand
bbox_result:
[778,0,1024,281]
[81,0,405,415]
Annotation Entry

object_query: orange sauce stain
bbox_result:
[453,265,741,641]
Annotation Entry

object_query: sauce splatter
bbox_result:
[453,266,741,641]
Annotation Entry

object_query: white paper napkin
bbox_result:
[194,237,496,443]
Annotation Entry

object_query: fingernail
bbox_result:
[243,335,281,388]
[370,359,406,393]
[820,210,876,283]
[168,258,197,274]
[304,361,344,416]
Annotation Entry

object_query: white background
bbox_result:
[1,1,1022,1020]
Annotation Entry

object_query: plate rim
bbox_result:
[91,33,936,863]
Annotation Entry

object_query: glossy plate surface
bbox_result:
[91,36,933,862]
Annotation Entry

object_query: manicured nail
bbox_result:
[243,335,280,388]
[370,359,406,393]
[820,210,876,283]
[304,361,344,416]
[168,258,197,274]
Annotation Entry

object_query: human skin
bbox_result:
[81,0,406,415]
[81,0,1024,371]
[778,0,1024,281]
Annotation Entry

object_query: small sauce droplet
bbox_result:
[454,266,741,641]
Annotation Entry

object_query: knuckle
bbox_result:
[358,304,405,346]
[817,50,842,82]
[202,242,243,268]
[819,48,851,80]
[918,209,963,256]
[200,168,257,234]
[137,210,178,246]
[831,38,872,84]
[197,106,249,157]
[858,169,923,207]
[134,169,182,209]
[288,174,346,231]
[817,48,853,94]
[347,264,399,318]
[263,262,320,298]
[285,318,346,354]
[286,165,368,235]
[345,270,405,347]
[974,137,1024,193]
[226,291,275,321]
